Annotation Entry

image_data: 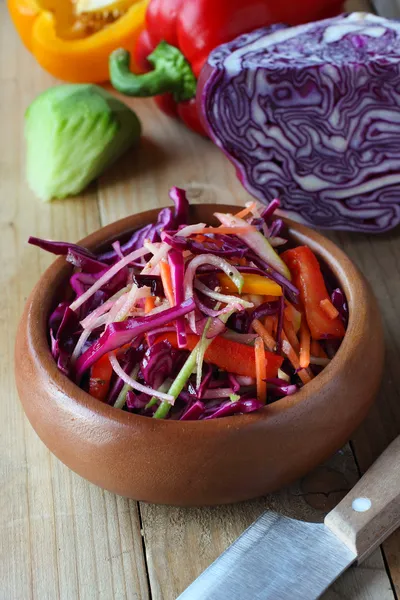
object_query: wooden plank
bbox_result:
[138,447,394,599]
[333,2,400,596]
[0,6,149,600]
[0,0,399,598]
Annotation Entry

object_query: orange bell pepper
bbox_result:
[8,0,148,82]
[216,273,283,297]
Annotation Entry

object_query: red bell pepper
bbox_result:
[155,331,283,378]
[109,0,345,136]
[281,246,346,340]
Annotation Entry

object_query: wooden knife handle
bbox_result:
[324,435,400,563]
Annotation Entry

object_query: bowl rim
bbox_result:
[22,203,369,431]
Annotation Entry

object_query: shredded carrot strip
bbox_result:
[270,315,278,338]
[235,257,248,267]
[193,226,255,235]
[281,331,313,384]
[284,302,298,323]
[254,337,267,404]
[144,296,156,314]
[252,319,276,352]
[234,202,257,219]
[193,234,207,243]
[299,322,311,369]
[311,340,328,359]
[264,315,274,336]
[160,261,175,307]
[320,298,339,320]
[264,295,279,302]
[283,317,300,354]
[209,238,224,248]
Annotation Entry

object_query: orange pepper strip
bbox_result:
[320,298,340,320]
[252,319,276,352]
[8,0,148,82]
[144,296,156,314]
[255,337,267,404]
[155,332,283,379]
[299,322,311,369]
[217,273,282,296]
[159,260,175,307]
[281,331,313,385]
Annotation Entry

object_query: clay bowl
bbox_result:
[15,204,384,506]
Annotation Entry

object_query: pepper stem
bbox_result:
[109,42,197,102]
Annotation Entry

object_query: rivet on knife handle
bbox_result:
[324,435,400,563]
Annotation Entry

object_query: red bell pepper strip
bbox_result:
[281,246,346,340]
[89,353,113,402]
[110,0,344,136]
[155,331,283,378]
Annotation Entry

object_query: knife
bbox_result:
[177,435,400,600]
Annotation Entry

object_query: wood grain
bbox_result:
[1,0,399,599]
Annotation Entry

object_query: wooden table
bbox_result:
[1,1,399,598]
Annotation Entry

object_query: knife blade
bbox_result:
[177,435,400,600]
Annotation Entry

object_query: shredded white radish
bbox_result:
[143,240,162,253]
[214,212,291,279]
[277,369,290,382]
[269,237,288,247]
[236,375,255,386]
[202,388,234,400]
[114,284,151,323]
[140,242,171,275]
[80,286,130,329]
[70,246,148,312]
[241,293,265,307]
[184,255,244,332]
[109,353,175,403]
[106,292,130,325]
[174,223,206,237]
[194,280,253,309]
[113,283,139,322]
[146,299,171,316]
[246,201,270,237]
[282,340,292,357]
[71,314,109,363]
[112,241,124,259]
[247,201,261,219]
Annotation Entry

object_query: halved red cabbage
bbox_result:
[198,13,400,233]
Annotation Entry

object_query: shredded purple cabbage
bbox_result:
[29,187,347,420]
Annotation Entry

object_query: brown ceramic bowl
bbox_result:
[15,204,384,506]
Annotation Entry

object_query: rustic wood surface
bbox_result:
[1,0,399,598]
